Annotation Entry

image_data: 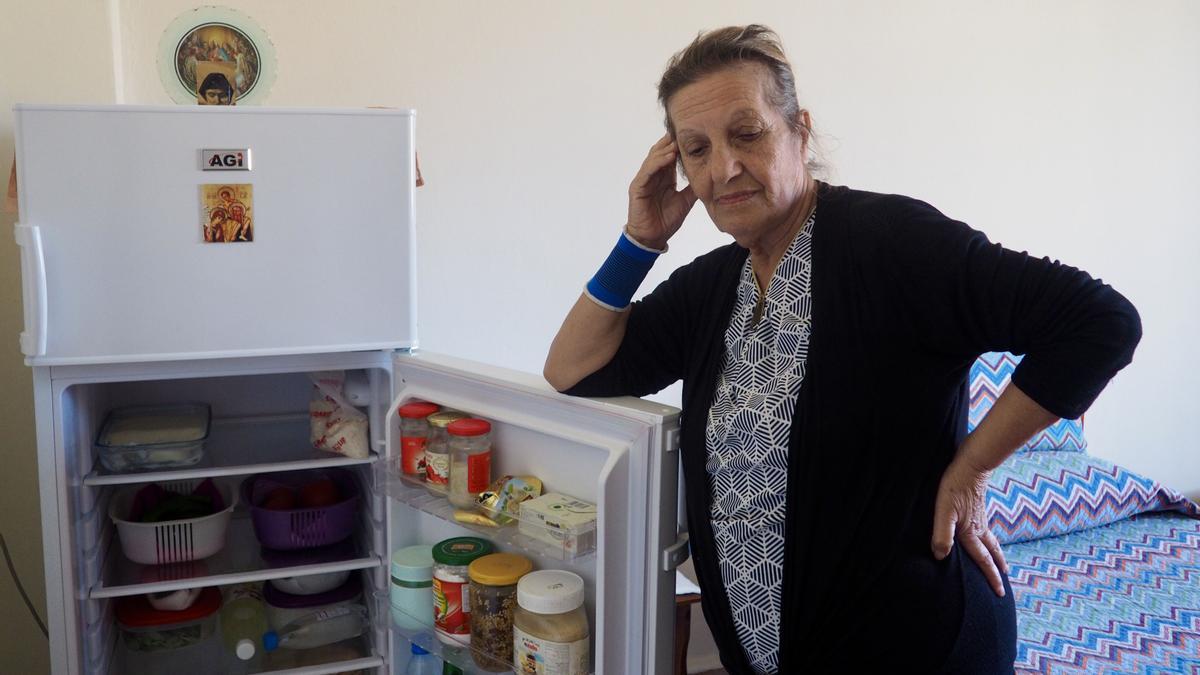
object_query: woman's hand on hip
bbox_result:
[626,134,698,250]
[931,454,1009,597]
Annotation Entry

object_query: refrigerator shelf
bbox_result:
[379,467,598,564]
[84,414,379,487]
[108,634,382,675]
[386,600,596,675]
[91,515,382,599]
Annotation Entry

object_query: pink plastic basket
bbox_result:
[241,468,360,550]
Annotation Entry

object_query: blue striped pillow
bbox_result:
[968,352,1087,452]
[986,452,1200,544]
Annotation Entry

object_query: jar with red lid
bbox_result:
[397,401,441,479]
[447,418,492,508]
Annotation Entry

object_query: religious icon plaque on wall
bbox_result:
[158,6,277,106]
[201,184,254,243]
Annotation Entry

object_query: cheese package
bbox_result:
[518,493,597,558]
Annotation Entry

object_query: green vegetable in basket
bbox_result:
[140,493,214,523]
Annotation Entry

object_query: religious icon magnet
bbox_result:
[201,184,254,243]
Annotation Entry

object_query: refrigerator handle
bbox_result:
[14,223,47,356]
[661,531,690,572]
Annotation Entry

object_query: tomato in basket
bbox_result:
[298,477,341,508]
[261,487,297,511]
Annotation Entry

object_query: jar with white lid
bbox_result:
[447,418,492,509]
[513,570,589,675]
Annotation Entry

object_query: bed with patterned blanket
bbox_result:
[973,353,1200,674]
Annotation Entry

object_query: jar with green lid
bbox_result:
[425,411,468,496]
[513,570,589,675]
[390,545,434,630]
[432,537,494,646]
[467,553,533,671]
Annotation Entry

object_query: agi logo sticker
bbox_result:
[202,148,251,171]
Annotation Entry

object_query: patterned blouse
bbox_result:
[704,210,815,674]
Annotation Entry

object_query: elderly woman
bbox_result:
[544,25,1141,674]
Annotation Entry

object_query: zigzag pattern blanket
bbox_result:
[1004,513,1200,674]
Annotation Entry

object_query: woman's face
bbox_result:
[667,62,810,248]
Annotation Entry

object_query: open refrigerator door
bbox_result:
[382,352,684,674]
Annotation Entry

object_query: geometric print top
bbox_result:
[704,210,815,675]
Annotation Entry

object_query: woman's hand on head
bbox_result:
[626,133,698,250]
[931,453,1009,597]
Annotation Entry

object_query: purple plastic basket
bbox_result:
[241,468,360,550]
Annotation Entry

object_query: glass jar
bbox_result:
[398,401,440,479]
[431,537,494,646]
[467,553,533,671]
[390,545,434,631]
[424,411,468,496]
[447,419,492,509]
[513,571,589,675]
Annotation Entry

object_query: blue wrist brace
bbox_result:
[584,232,662,311]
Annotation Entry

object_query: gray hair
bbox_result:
[658,24,825,176]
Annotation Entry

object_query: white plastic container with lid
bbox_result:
[513,570,590,675]
[390,544,435,630]
[264,574,362,630]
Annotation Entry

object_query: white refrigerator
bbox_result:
[13,104,688,675]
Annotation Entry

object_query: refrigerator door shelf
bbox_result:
[378,467,597,563]
[83,413,380,487]
[386,601,531,675]
[90,515,381,600]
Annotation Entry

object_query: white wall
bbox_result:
[3,2,1197,672]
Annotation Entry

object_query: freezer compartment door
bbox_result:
[13,104,417,365]
[388,352,682,674]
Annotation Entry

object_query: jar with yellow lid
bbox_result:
[467,552,533,670]
[424,411,467,495]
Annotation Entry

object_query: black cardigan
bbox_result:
[567,184,1142,673]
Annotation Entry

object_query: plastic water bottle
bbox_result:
[262,604,370,652]
[406,642,442,675]
[220,584,268,662]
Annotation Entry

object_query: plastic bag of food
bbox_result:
[309,372,369,459]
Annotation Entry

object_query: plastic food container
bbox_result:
[264,574,363,629]
[518,493,597,558]
[116,586,222,675]
[110,480,236,565]
[468,553,533,671]
[269,570,351,596]
[390,545,435,630]
[96,403,211,473]
[242,468,360,550]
